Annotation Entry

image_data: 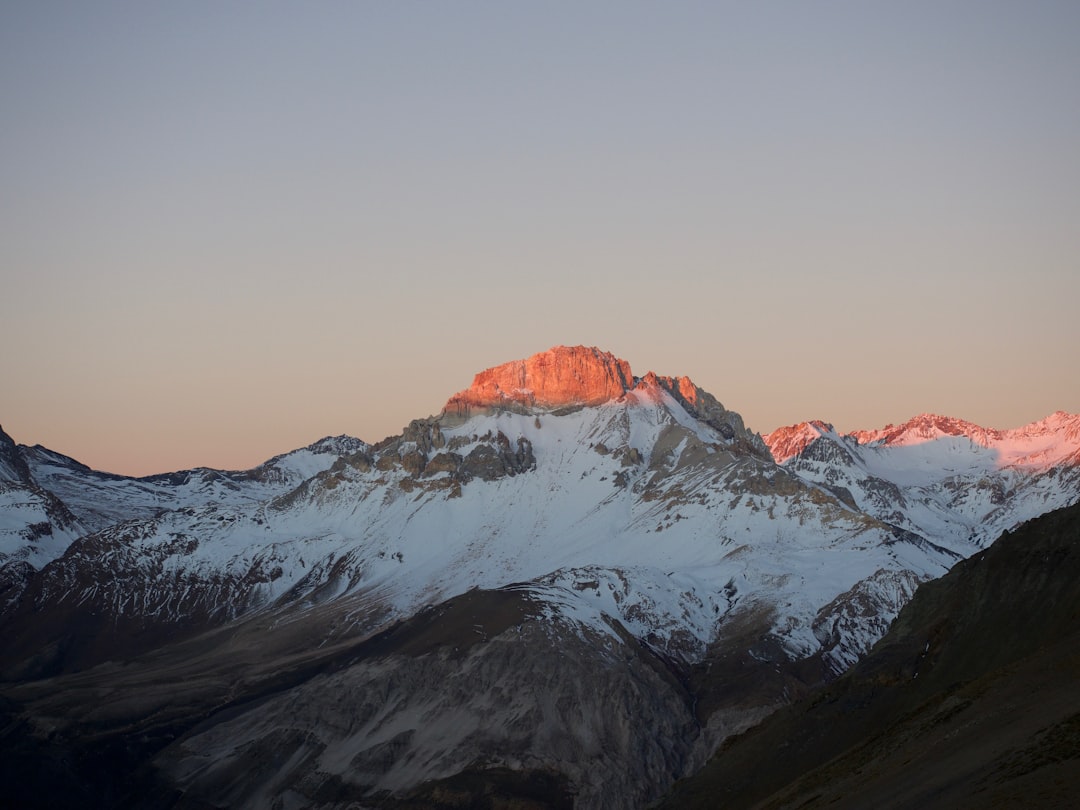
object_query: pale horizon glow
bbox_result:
[3,2,1079,476]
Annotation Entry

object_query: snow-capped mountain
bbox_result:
[0,429,366,615]
[1,348,954,678]
[764,411,1080,550]
[20,433,369,537]
[1,346,1077,809]
[0,426,84,575]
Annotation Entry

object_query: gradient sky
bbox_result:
[3,2,1079,476]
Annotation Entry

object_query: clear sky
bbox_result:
[3,2,1079,476]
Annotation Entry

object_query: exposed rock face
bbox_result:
[638,372,769,458]
[153,587,702,810]
[443,345,635,419]
[458,432,536,481]
[0,425,33,485]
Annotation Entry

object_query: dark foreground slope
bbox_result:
[659,501,1080,810]
[0,575,836,810]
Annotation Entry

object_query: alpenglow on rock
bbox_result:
[442,345,636,418]
[441,345,765,456]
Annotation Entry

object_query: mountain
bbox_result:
[0,346,1077,809]
[658,499,1080,809]
[0,431,367,619]
[764,411,1080,550]
[20,433,369,536]
[0,348,946,681]
[0,425,85,575]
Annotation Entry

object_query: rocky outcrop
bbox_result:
[638,372,769,458]
[443,345,635,419]
[457,432,536,482]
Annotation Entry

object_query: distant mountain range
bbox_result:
[764,409,1080,548]
[1,345,1077,809]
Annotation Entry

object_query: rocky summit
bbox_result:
[442,345,636,418]
[1,347,1078,809]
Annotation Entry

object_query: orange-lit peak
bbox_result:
[763,420,836,463]
[635,371,700,408]
[851,414,1004,448]
[439,346,764,455]
[443,346,635,416]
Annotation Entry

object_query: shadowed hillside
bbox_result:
[659,501,1080,809]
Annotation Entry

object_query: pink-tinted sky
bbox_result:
[3,2,1079,476]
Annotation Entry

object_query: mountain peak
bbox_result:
[443,346,635,418]
[440,346,768,457]
[1016,410,1080,442]
[0,424,29,485]
[852,413,1003,448]
[763,420,836,463]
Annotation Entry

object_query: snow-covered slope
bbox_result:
[765,412,1080,550]
[0,430,368,619]
[0,426,84,572]
[8,435,367,555]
